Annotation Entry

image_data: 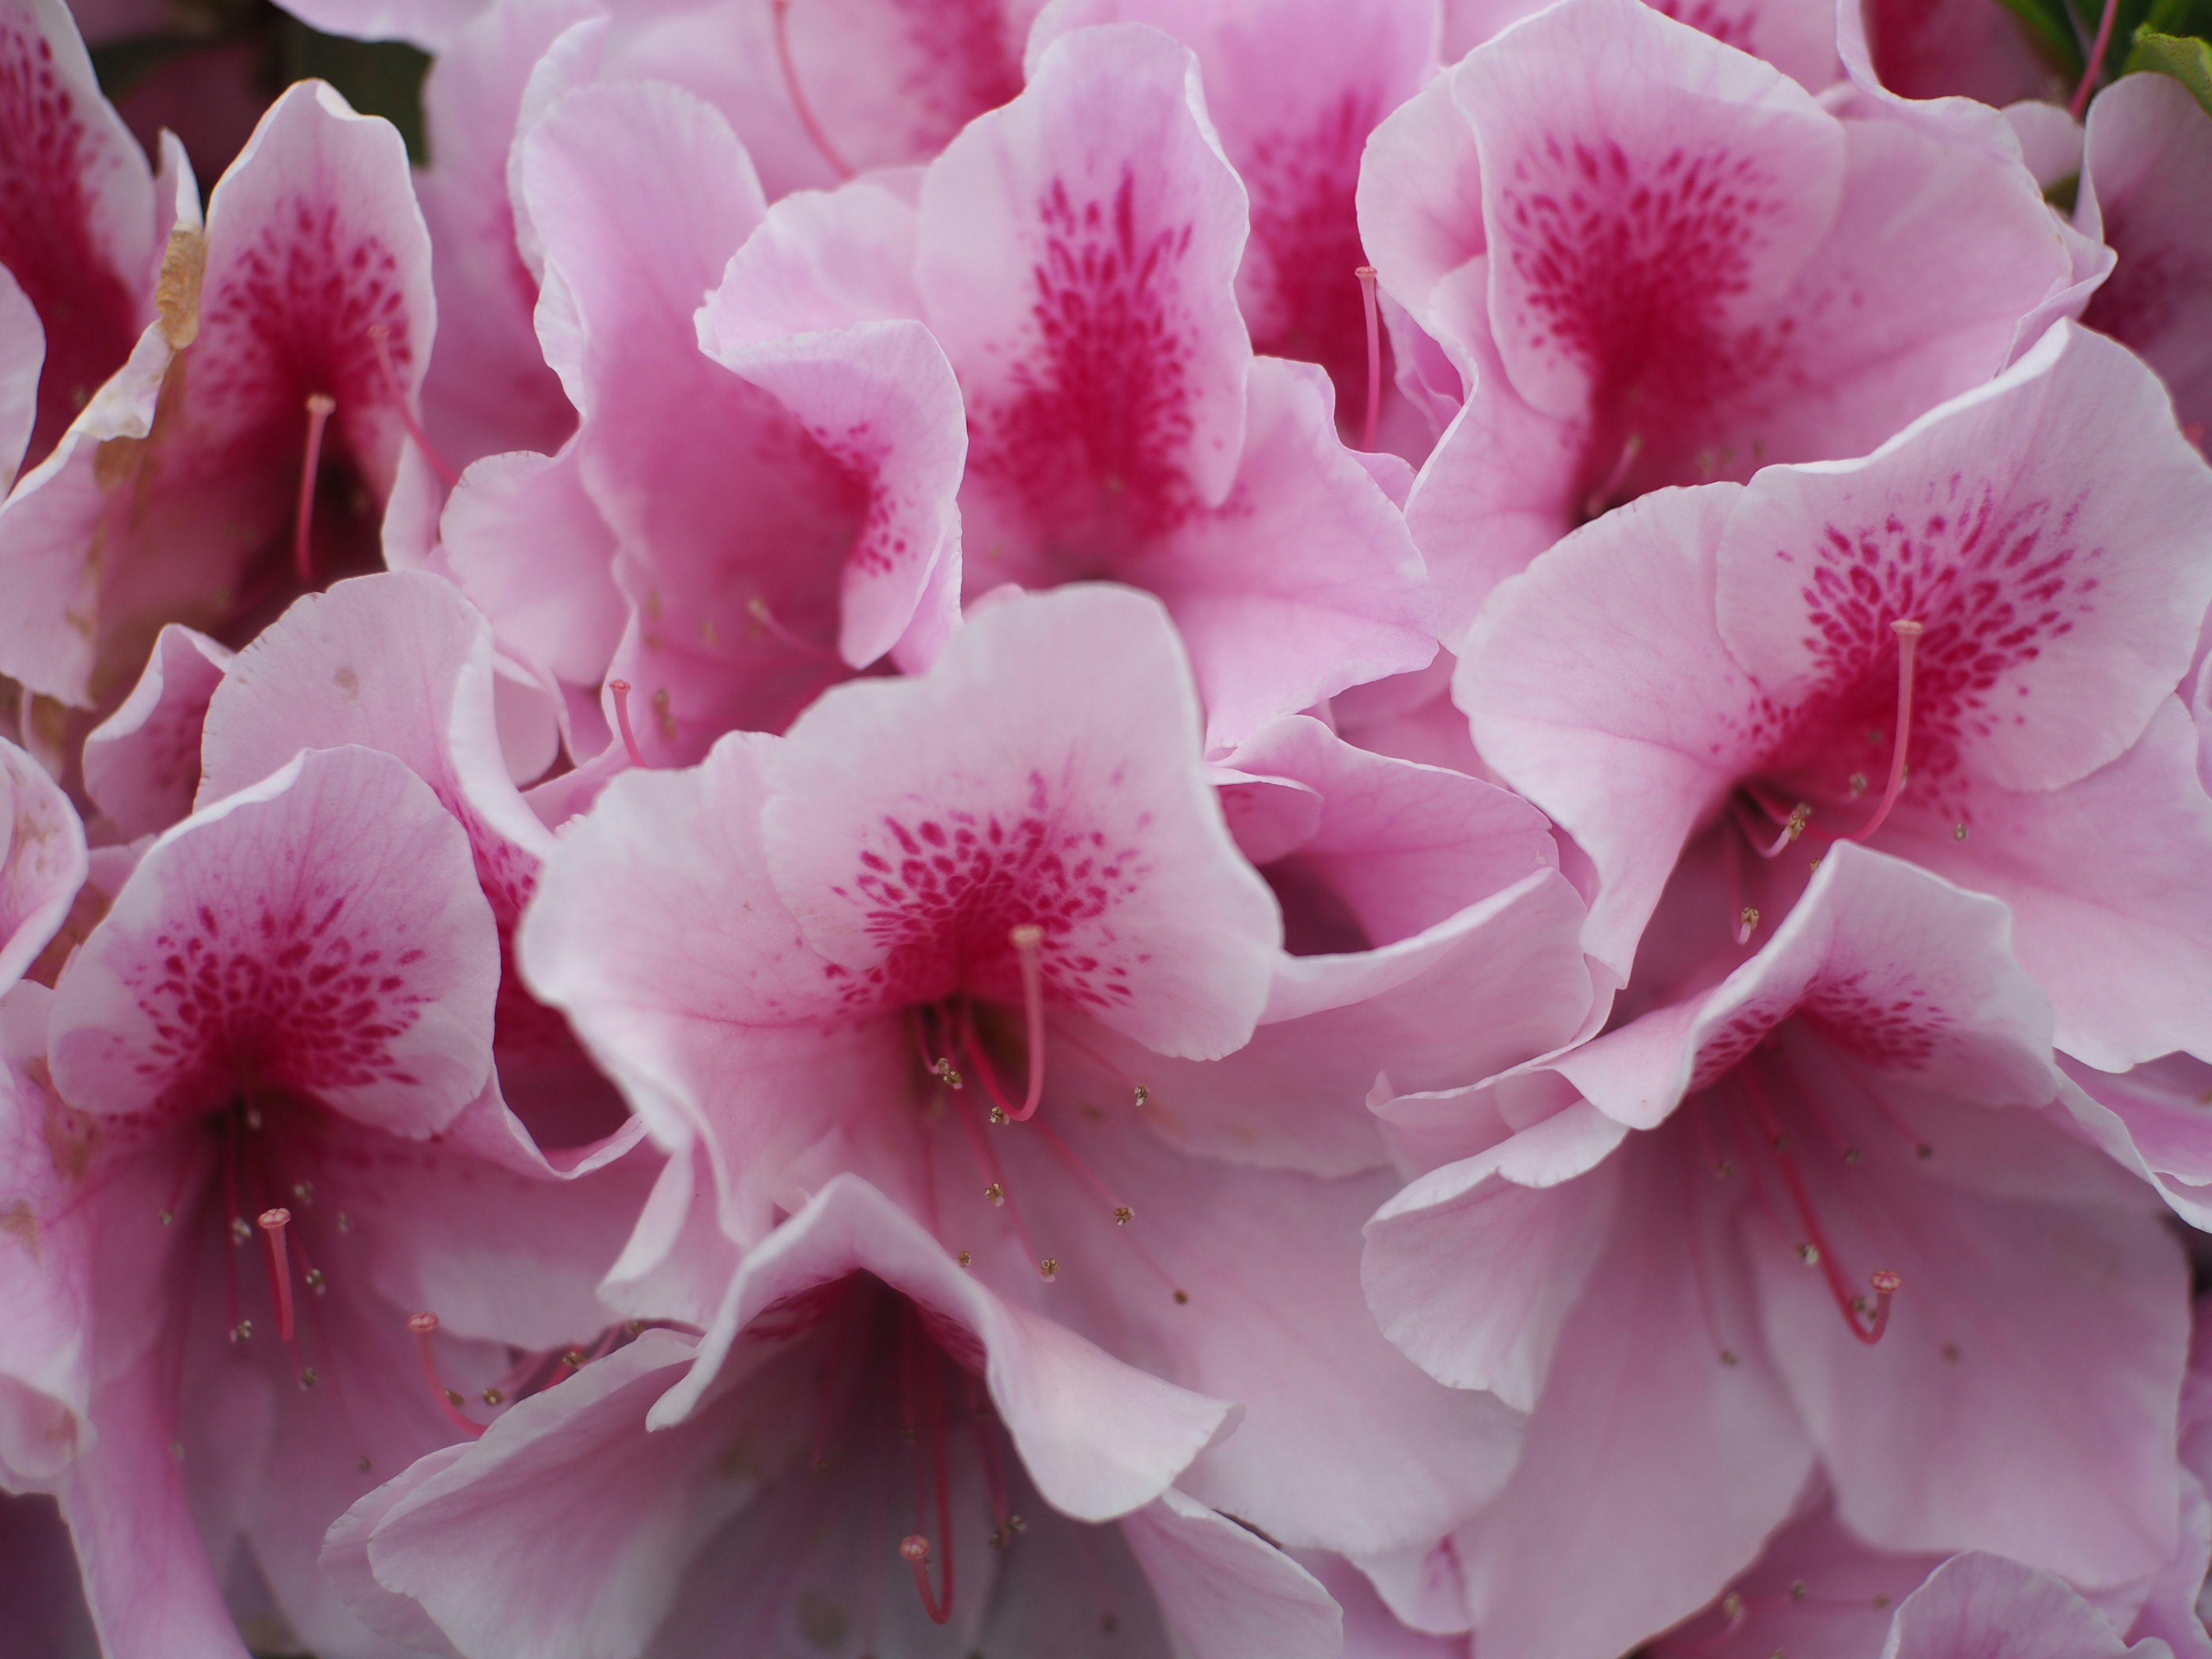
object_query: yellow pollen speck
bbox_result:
[984,1183,1005,1206]
[305,1268,327,1295]
[230,1320,252,1343]
[298,1368,317,1391]
[445,1388,465,1407]
[956,1250,972,1268]
[1953,822,1968,841]
[563,1351,585,1370]
[1172,1289,1190,1305]
[987,1106,1006,1126]
[1131,1085,1149,1108]
[1796,1243,1820,1266]
[157,1209,173,1226]
[1848,772,1869,797]
[1038,1258,1058,1282]
[1113,1206,1132,1226]
[483,1388,505,1406]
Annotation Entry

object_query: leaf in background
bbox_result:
[1995,0,2089,75]
[2124,26,2212,111]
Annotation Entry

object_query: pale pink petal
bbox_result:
[1444,0,1843,89]
[762,583,1281,1058]
[1354,71,1486,363]
[1446,1132,1816,1659]
[275,0,491,51]
[1362,1100,1628,1410]
[0,736,86,994]
[79,624,232,840]
[1120,1485,1344,1659]
[0,263,41,486]
[1882,1553,2148,1659]
[50,745,499,1137]
[439,446,623,692]
[1460,482,1756,977]
[1141,356,1436,751]
[2082,70,2212,435]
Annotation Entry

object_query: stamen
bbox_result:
[257,1208,296,1344]
[1736,1069,1900,1346]
[945,1085,1045,1270]
[1355,266,1382,453]
[406,1312,488,1438]
[1735,906,1759,946]
[1843,620,1923,844]
[746,596,842,662]
[899,1315,954,1624]
[365,324,459,487]
[1581,431,1643,521]
[2070,0,2120,118]
[293,393,337,586]
[607,679,646,769]
[770,0,856,181]
[1005,925,1047,1123]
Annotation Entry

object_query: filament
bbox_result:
[293,394,337,585]
[1355,266,1381,452]
[1843,620,1923,844]
[607,679,646,768]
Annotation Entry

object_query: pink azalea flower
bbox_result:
[1360,844,2188,1659]
[1442,0,1844,91]
[1027,0,1442,446]
[0,77,438,713]
[196,570,646,1160]
[2080,71,2212,447]
[703,22,1434,753]
[1459,321,2212,1067]
[438,73,964,767]
[327,1173,1343,1658]
[1357,0,2079,637]
[522,582,1537,1558]
[0,0,168,478]
[0,742,643,1657]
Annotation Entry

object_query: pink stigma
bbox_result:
[771,0,857,181]
[408,1311,489,1438]
[293,393,337,585]
[366,324,459,487]
[607,679,647,768]
[1005,924,1047,1123]
[2070,0,2120,119]
[1843,619,1923,845]
[257,1207,297,1344]
[1355,266,1382,453]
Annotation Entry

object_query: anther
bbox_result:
[258,1207,296,1343]
[562,1350,585,1370]
[1916,1142,1933,1161]
[157,1209,173,1226]
[1132,1085,1149,1109]
[933,1056,963,1090]
[1845,620,1923,843]
[337,1212,351,1232]
[1719,1349,1739,1366]
[244,1105,263,1131]
[1736,906,1760,945]
[1172,1289,1190,1305]
[298,1368,318,1390]
[305,1268,327,1295]
[230,1215,251,1245]
[983,1182,1005,1206]
[365,323,459,487]
[1790,1581,1808,1602]
[229,1320,252,1343]
[407,1312,488,1438]
[1796,1242,1820,1266]
[1038,1257,1058,1282]
[482,1387,505,1406]
[294,393,337,585]
[1005,924,1048,1122]
[1953,821,1968,840]
[770,0,857,180]
[956,1251,972,1268]
[291,1181,313,1205]
[1355,266,1382,452]
[1113,1206,1132,1226]
[900,1535,930,1562]
[607,679,647,768]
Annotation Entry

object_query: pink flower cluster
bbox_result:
[1,0,2210,1654]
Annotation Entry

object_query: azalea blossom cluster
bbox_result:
[1,0,2210,1653]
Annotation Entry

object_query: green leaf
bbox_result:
[2142,0,2212,35]
[2124,26,2212,114]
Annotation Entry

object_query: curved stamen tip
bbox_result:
[1844,618,1925,846]
[899,1535,931,1564]
[1869,1268,1903,1294]
[1006,924,1048,1123]
[258,1207,290,1231]
[607,679,647,770]
[407,1310,440,1335]
[259,1209,297,1342]
[410,1310,489,1437]
[1355,266,1382,453]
